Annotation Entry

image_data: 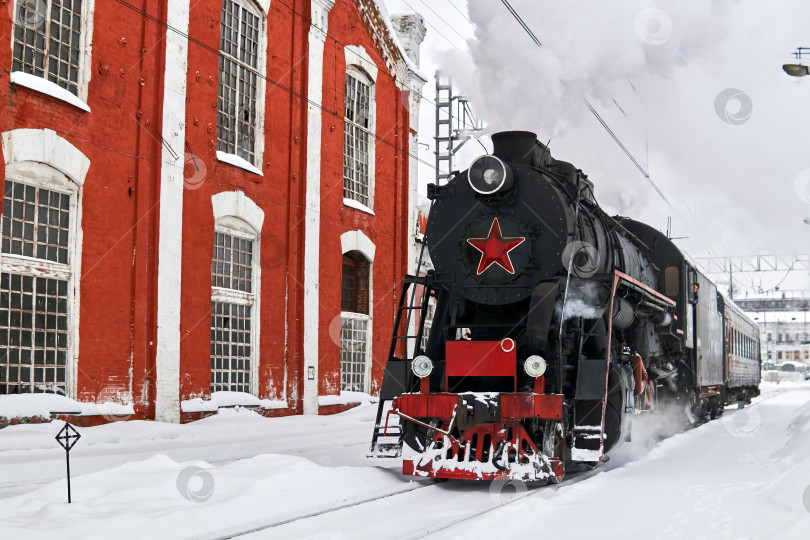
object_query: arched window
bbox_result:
[209,191,263,394]
[10,0,95,103]
[343,46,378,211]
[217,0,267,169]
[1,129,88,395]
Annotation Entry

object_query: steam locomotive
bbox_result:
[368,131,761,483]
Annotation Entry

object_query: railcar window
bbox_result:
[664,266,679,297]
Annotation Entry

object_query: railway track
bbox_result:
[189,466,605,540]
[188,481,433,540]
[405,468,604,539]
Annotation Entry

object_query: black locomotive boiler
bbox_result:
[368,131,761,482]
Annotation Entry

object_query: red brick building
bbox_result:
[0,0,426,422]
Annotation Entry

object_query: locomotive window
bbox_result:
[664,266,679,296]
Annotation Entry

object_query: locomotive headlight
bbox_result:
[524,355,547,378]
[468,155,514,195]
[411,355,434,378]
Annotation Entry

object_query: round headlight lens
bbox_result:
[412,355,434,378]
[524,355,547,378]
[468,155,513,195]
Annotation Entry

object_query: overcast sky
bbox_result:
[384,0,810,299]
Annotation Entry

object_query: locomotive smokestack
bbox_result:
[491,131,549,167]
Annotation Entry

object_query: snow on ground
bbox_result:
[1,382,810,539]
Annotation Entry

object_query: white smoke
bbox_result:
[556,282,605,321]
[438,0,810,294]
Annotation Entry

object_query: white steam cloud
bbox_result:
[439,0,810,294]
[556,282,604,321]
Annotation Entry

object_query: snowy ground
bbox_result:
[2,381,810,539]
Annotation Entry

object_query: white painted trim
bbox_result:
[216,151,264,176]
[344,45,378,82]
[8,0,95,102]
[340,230,376,261]
[1,137,88,400]
[211,190,265,233]
[342,197,375,215]
[154,0,190,423]
[302,0,335,415]
[10,72,91,112]
[1,128,90,185]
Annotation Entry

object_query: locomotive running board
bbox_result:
[571,270,676,462]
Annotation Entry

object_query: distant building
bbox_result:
[758,319,810,364]
[0,0,426,423]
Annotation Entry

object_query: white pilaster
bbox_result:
[391,14,427,276]
[303,0,335,415]
[154,0,190,423]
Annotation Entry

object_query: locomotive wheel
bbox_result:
[541,421,568,485]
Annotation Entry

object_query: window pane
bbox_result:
[211,231,253,293]
[11,0,83,96]
[209,301,251,393]
[340,315,368,392]
[343,73,372,207]
[2,181,70,264]
[217,0,260,164]
[0,272,68,395]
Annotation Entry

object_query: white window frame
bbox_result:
[343,45,377,213]
[1,163,82,396]
[339,230,374,393]
[210,191,264,396]
[215,0,268,173]
[339,309,370,392]
[8,0,95,107]
[1,129,88,398]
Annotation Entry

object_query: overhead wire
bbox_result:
[110,0,436,169]
[273,0,480,139]
[500,0,542,47]
[447,0,474,25]
[412,0,469,43]
[583,98,671,206]
[496,1,670,206]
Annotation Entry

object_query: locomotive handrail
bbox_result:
[614,270,676,307]
[394,407,460,445]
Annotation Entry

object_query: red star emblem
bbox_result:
[467,218,526,275]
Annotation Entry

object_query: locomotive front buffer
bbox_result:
[370,332,567,482]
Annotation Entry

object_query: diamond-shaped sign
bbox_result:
[55,422,81,451]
